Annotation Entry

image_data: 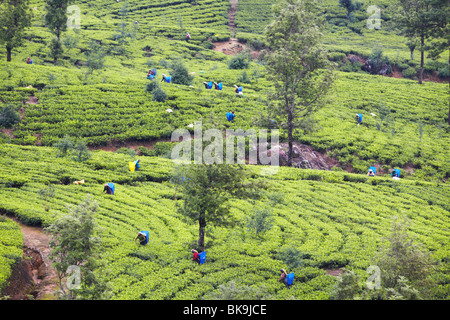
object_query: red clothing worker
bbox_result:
[191,249,200,264]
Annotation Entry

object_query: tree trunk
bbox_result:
[56,27,61,42]
[6,46,12,62]
[418,34,425,84]
[198,215,206,251]
[287,109,294,167]
[54,27,61,65]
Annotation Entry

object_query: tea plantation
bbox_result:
[0,144,449,299]
[0,0,449,300]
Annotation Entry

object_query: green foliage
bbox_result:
[145,81,159,93]
[383,276,422,300]
[228,52,250,70]
[85,41,106,75]
[201,41,215,50]
[139,142,173,158]
[329,51,347,62]
[367,46,391,75]
[115,147,137,157]
[0,217,23,293]
[54,135,90,162]
[277,246,313,269]
[340,60,362,73]
[71,139,91,162]
[54,135,74,158]
[438,67,449,78]
[372,216,436,296]
[177,164,262,250]
[264,0,335,166]
[0,0,32,61]
[0,105,20,128]
[44,0,70,38]
[0,0,449,302]
[331,268,362,300]
[0,144,449,300]
[46,196,110,300]
[152,87,168,102]
[169,59,193,85]
[49,37,64,64]
[237,70,252,84]
[38,184,54,212]
[246,207,274,236]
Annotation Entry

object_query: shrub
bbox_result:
[151,142,173,158]
[228,52,250,69]
[372,216,435,297]
[0,105,21,128]
[402,67,417,78]
[146,81,159,92]
[54,135,75,157]
[367,47,390,75]
[330,268,362,300]
[71,139,91,162]
[277,246,312,269]
[138,142,173,157]
[246,207,274,236]
[329,52,346,62]
[152,87,168,102]
[237,70,252,84]
[340,60,362,73]
[115,147,137,157]
[249,39,265,51]
[170,59,193,85]
[438,67,449,78]
[202,41,215,49]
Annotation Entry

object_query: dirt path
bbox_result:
[19,221,58,300]
[228,0,238,34]
[212,0,260,58]
[212,0,241,55]
[3,218,58,300]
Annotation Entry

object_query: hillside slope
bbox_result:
[0,0,449,301]
[0,144,449,299]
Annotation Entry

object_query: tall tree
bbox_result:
[262,0,335,167]
[176,164,263,251]
[425,0,449,124]
[45,0,71,65]
[0,0,32,62]
[395,0,444,84]
[372,216,435,298]
[47,196,110,299]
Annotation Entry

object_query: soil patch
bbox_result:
[0,128,14,139]
[211,0,261,59]
[2,219,58,300]
[390,66,403,79]
[324,268,343,277]
[213,39,246,55]
[89,138,172,153]
[25,96,39,105]
[275,142,338,170]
